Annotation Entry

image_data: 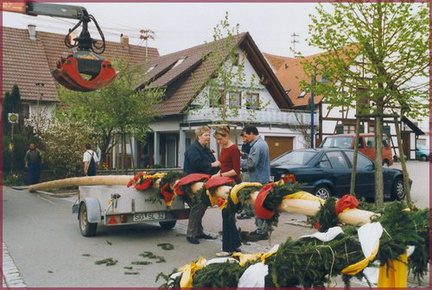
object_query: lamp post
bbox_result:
[310,75,316,148]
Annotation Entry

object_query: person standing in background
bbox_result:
[237,130,254,220]
[83,143,99,176]
[25,142,42,184]
[184,126,220,245]
[212,126,242,256]
[241,125,271,240]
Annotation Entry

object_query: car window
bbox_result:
[365,137,374,148]
[358,137,364,148]
[272,151,317,166]
[326,151,349,169]
[345,151,373,169]
[319,136,353,149]
[319,154,331,168]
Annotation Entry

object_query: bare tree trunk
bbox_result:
[350,117,361,195]
[129,135,136,173]
[374,115,384,208]
[121,133,126,173]
[394,116,412,204]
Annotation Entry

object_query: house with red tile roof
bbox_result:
[2,25,159,122]
[137,32,313,168]
[269,49,426,160]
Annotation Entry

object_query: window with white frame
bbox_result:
[245,93,259,109]
[209,88,225,107]
[228,91,241,107]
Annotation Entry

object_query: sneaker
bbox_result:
[215,251,232,257]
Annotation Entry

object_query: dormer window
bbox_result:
[172,57,187,69]
[146,65,157,73]
[298,91,306,98]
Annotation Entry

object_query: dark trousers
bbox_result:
[28,162,41,185]
[222,209,241,252]
[187,201,207,238]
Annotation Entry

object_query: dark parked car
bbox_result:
[270,148,409,201]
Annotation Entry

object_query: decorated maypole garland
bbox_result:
[28,171,430,288]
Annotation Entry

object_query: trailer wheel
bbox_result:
[159,221,176,230]
[79,203,97,237]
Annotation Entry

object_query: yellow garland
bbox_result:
[341,243,379,275]
[179,257,207,288]
[231,246,278,266]
[141,172,165,179]
[205,190,220,207]
[230,182,263,204]
[283,190,325,204]
[232,252,263,266]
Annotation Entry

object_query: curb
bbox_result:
[2,243,26,288]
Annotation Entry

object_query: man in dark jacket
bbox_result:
[184,126,220,244]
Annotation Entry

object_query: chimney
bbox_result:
[28,24,36,40]
[120,34,129,47]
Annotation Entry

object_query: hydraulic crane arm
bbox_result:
[3,2,117,92]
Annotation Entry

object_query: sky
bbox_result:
[2,2,327,57]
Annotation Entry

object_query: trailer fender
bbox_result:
[79,198,102,223]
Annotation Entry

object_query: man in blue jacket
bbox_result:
[241,125,271,240]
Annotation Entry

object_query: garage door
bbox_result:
[266,136,294,160]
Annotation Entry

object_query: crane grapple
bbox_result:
[3,2,117,92]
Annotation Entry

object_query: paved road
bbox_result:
[392,160,429,207]
[2,188,230,287]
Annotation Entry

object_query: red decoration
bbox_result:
[254,183,276,220]
[335,194,360,215]
[160,183,175,204]
[217,198,226,208]
[134,178,153,191]
[174,173,211,196]
[204,176,235,189]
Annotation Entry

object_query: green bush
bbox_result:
[39,122,96,179]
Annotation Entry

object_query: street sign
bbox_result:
[8,113,19,124]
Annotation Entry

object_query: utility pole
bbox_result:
[291,33,299,57]
[140,29,155,59]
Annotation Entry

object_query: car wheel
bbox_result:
[314,186,332,200]
[420,155,427,162]
[79,203,97,237]
[159,221,176,230]
[391,178,405,201]
[382,160,390,167]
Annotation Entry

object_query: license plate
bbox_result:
[133,212,165,222]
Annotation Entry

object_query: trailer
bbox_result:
[72,185,189,237]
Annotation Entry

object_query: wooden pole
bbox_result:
[29,176,378,226]
[28,175,132,192]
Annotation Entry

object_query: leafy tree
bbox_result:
[302,1,428,206]
[190,12,264,123]
[55,58,164,171]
